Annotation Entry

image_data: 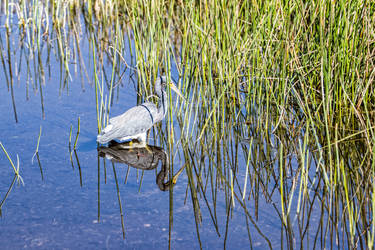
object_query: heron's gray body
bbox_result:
[97,77,168,144]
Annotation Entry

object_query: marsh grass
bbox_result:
[68,118,82,185]
[32,125,43,180]
[1,0,375,248]
[0,141,23,216]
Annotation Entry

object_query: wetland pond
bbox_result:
[1,2,374,249]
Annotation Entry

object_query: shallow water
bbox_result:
[0,79,280,249]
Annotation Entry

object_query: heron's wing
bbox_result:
[98,103,158,143]
[109,102,156,124]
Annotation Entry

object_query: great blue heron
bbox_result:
[97,76,183,145]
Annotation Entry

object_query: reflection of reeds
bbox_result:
[0,142,23,186]
[112,161,125,239]
[0,142,23,215]
[73,117,80,150]
[32,125,43,180]
[68,118,82,185]
[1,0,375,248]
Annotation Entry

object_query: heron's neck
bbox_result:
[156,150,170,191]
[156,89,168,122]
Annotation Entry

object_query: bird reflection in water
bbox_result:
[98,141,184,191]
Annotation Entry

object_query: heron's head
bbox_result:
[154,76,166,92]
[155,76,185,101]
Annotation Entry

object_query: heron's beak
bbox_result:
[169,82,186,102]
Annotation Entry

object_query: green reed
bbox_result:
[0,141,23,185]
[0,141,23,215]
[32,125,44,180]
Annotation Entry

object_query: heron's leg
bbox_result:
[138,133,147,144]
[130,141,146,148]
[118,143,132,149]
[144,143,152,152]
[131,133,147,148]
[117,141,134,149]
[123,136,147,148]
[120,133,147,148]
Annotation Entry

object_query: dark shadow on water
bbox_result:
[98,141,183,191]
[96,141,186,241]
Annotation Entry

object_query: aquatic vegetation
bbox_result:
[0,142,23,216]
[31,125,43,180]
[0,0,374,248]
[0,142,23,186]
